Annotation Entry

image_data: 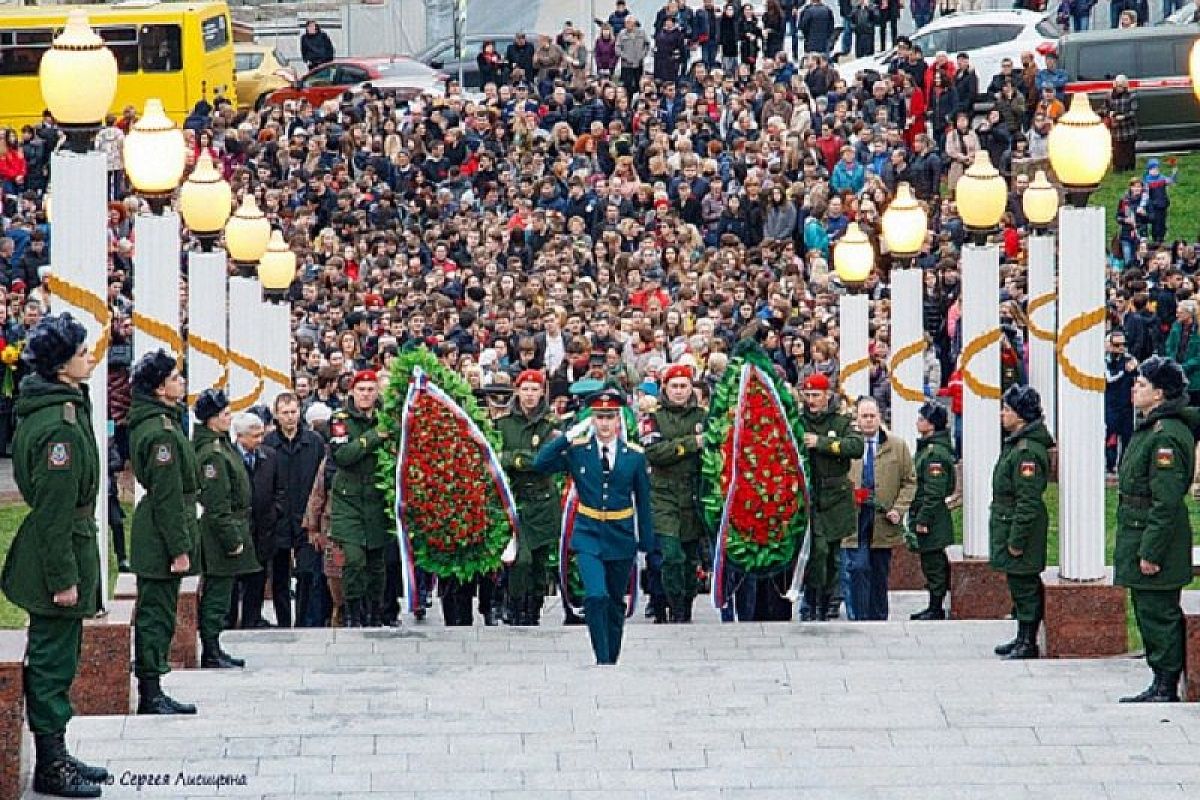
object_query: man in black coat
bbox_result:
[505,33,536,82]
[227,412,284,628]
[263,393,325,627]
[299,20,335,71]
[798,0,835,55]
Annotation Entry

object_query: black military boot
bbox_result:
[1005,621,1040,660]
[60,733,110,786]
[137,677,197,715]
[33,734,102,798]
[815,593,831,622]
[563,603,585,625]
[910,593,947,621]
[799,587,818,621]
[482,599,499,626]
[652,597,668,624]
[201,639,237,669]
[528,595,543,626]
[217,635,246,668]
[994,622,1022,656]
[679,596,693,623]
[1120,669,1181,703]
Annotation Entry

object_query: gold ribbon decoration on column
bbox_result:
[1026,292,1057,344]
[47,274,112,361]
[887,339,927,403]
[838,355,871,403]
[960,328,1003,400]
[262,365,293,392]
[226,347,264,412]
[1055,307,1106,392]
[185,331,229,405]
[131,310,185,371]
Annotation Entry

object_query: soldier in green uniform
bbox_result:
[906,401,957,621]
[128,349,199,715]
[641,363,706,623]
[990,385,1054,661]
[799,373,864,621]
[329,370,392,627]
[496,370,561,626]
[0,315,109,797]
[193,389,260,669]
[1116,357,1198,703]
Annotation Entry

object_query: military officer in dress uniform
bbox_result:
[0,314,108,798]
[497,370,561,626]
[533,388,657,664]
[990,385,1054,661]
[128,349,199,714]
[1116,357,1198,703]
[906,401,956,621]
[799,373,864,621]
[329,370,392,626]
[641,363,706,623]
[193,389,260,669]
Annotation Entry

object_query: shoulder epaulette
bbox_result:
[62,403,76,425]
[161,415,174,431]
[569,437,590,447]
[1154,421,1164,432]
[1017,439,1029,450]
[625,442,644,453]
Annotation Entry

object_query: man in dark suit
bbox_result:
[227,411,284,628]
[533,308,571,375]
[264,392,325,627]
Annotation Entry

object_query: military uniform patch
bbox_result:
[928,462,944,477]
[155,444,173,465]
[1156,447,1175,468]
[203,463,218,479]
[48,442,71,470]
[330,420,348,442]
[1018,460,1036,478]
[531,434,540,448]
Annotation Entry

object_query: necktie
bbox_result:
[244,451,255,471]
[864,439,876,491]
[601,444,612,473]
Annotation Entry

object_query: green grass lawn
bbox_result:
[0,503,123,630]
[1096,151,1200,244]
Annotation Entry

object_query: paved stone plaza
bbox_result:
[20,593,1200,799]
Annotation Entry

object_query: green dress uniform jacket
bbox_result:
[988,420,1054,575]
[801,407,865,542]
[1160,322,1200,393]
[908,430,956,552]
[1114,397,1197,590]
[1,376,101,618]
[329,406,392,550]
[642,398,706,542]
[497,402,562,549]
[194,424,261,578]
[128,393,200,578]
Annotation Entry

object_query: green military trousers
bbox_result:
[341,543,385,604]
[199,575,234,643]
[24,614,83,735]
[508,541,554,599]
[920,549,950,597]
[134,576,181,679]
[803,535,840,591]
[1005,573,1043,624]
[1131,587,1185,675]
[661,535,700,606]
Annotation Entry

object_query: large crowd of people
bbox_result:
[1,5,1200,791]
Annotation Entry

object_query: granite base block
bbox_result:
[73,600,133,715]
[169,576,199,670]
[1041,568,1127,659]
[948,547,1011,620]
[1182,592,1200,702]
[0,631,27,800]
[888,544,925,591]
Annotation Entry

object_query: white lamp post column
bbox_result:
[1023,171,1060,437]
[223,196,271,414]
[889,267,924,453]
[833,222,874,404]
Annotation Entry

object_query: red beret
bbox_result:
[515,369,545,388]
[349,370,378,389]
[802,373,831,391]
[661,364,693,384]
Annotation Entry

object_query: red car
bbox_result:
[265,56,447,107]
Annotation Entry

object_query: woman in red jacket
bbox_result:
[0,130,27,195]
[902,75,927,152]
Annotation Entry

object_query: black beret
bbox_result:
[1138,356,1187,400]
[131,349,177,396]
[918,401,948,431]
[1002,384,1043,423]
[23,313,87,378]
[194,388,228,423]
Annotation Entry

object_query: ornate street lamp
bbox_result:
[1023,170,1059,233]
[955,151,1007,245]
[833,222,874,292]
[39,10,118,153]
[224,195,271,277]
[881,182,928,265]
[122,99,186,214]
[1048,93,1113,208]
[257,230,297,303]
[179,152,233,252]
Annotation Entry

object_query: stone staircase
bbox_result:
[20,593,1200,800]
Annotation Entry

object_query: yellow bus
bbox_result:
[0,1,235,129]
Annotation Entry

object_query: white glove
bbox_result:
[566,416,593,441]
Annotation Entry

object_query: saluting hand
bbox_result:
[52,585,79,607]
